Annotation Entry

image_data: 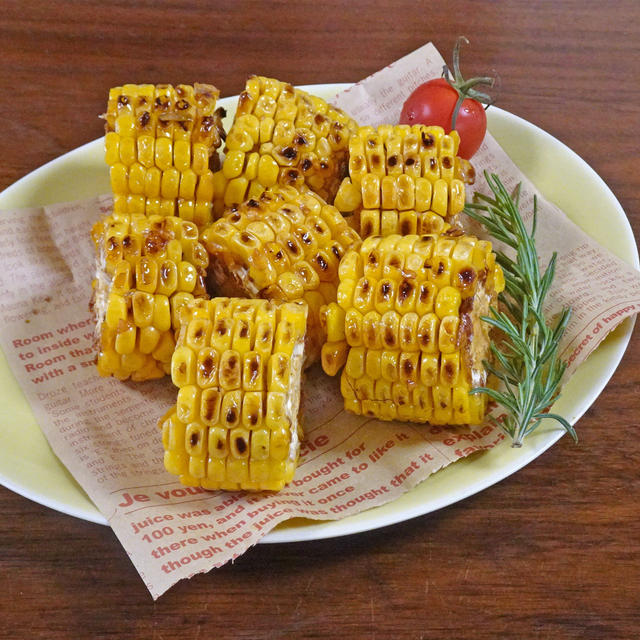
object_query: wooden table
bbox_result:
[1,1,639,637]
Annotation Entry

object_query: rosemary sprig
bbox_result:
[464,172,576,447]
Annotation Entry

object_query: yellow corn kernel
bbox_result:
[105,294,127,330]
[432,385,452,423]
[396,174,415,211]
[431,179,448,217]
[154,137,172,171]
[323,303,346,342]
[435,285,462,318]
[361,174,380,209]
[334,178,362,212]
[110,163,129,194]
[137,135,155,168]
[438,316,459,354]
[177,385,201,424]
[105,131,120,165]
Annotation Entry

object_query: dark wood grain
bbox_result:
[1,1,639,638]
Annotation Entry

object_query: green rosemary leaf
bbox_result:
[464,172,574,447]
[470,386,519,414]
[487,348,519,382]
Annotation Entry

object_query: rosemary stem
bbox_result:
[464,172,574,447]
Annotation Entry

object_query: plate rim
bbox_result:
[0,84,637,542]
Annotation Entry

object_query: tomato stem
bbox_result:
[443,36,496,131]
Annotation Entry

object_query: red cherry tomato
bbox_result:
[400,78,487,159]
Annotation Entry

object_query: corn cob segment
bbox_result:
[104,83,226,226]
[321,232,505,425]
[200,185,362,365]
[334,125,473,238]
[160,297,307,491]
[214,76,359,212]
[91,213,209,381]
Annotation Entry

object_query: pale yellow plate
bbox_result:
[0,84,637,540]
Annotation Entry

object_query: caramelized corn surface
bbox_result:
[321,233,505,425]
[214,76,359,211]
[105,83,225,226]
[161,297,307,491]
[334,125,472,238]
[201,185,361,365]
[91,213,209,381]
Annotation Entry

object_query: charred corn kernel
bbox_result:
[321,340,348,376]
[420,353,439,387]
[399,312,419,351]
[440,351,460,386]
[335,124,467,236]
[161,298,307,491]
[201,185,361,366]
[345,308,363,347]
[92,213,209,381]
[352,277,374,313]
[219,77,358,206]
[355,375,375,403]
[111,261,133,294]
[196,348,219,389]
[322,233,505,425]
[201,388,223,426]
[417,313,439,353]
[380,310,400,350]
[104,83,224,225]
[219,350,242,389]
[433,385,453,423]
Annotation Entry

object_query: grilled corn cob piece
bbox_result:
[201,185,361,365]
[104,83,226,226]
[321,232,505,425]
[91,213,209,381]
[214,76,359,212]
[334,125,473,238]
[160,297,307,491]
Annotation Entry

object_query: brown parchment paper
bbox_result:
[0,42,639,599]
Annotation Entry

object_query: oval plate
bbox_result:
[0,84,637,539]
